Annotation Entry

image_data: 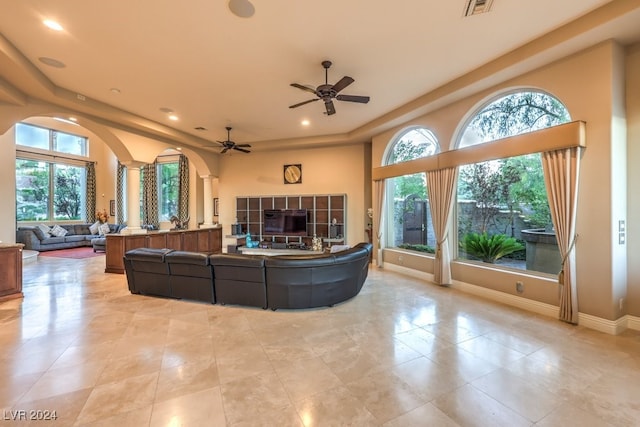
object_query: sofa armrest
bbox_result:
[16,227,44,250]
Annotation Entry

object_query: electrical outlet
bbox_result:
[516,281,524,293]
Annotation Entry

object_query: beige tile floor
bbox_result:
[1,254,639,426]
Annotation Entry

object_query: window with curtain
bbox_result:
[157,160,179,221]
[384,127,439,253]
[455,90,570,273]
[15,123,89,222]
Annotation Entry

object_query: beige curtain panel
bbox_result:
[426,167,458,286]
[374,179,386,267]
[542,147,582,324]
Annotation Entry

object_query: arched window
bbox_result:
[384,127,439,253]
[456,90,570,273]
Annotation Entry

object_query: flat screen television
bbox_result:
[263,209,307,236]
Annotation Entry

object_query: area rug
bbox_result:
[38,247,105,259]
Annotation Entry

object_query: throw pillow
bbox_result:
[50,224,68,237]
[98,222,111,236]
[37,224,51,235]
[89,221,100,235]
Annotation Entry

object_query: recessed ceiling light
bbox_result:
[68,117,77,122]
[176,147,182,151]
[228,0,255,18]
[168,115,179,121]
[301,119,310,126]
[110,88,121,94]
[43,19,63,31]
[38,57,66,68]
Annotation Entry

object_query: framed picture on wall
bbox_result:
[214,198,219,216]
[109,200,116,217]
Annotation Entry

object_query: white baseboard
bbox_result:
[578,312,628,335]
[450,280,559,318]
[382,265,639,335]
[382,263,434,282]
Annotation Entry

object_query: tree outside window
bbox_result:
[16,160,85,221]
[158,162,179,221]
[456,91,570,272]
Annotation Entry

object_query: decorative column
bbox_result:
[200,175,215,228]
[120,162,146,235]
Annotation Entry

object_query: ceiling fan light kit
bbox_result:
[290,60,370,116]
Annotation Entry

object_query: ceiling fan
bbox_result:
[289,60,370,116]
[216,127,251,154]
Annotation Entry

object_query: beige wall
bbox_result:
[626,42,640,317]
[371,41,626,321]
[217,143,368,250]
[0,127,16,243]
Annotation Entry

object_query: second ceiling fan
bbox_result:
[289,60,370,116]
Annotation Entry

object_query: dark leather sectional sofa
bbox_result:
[123,242,372,310]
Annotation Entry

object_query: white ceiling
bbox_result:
[1,0,640,152]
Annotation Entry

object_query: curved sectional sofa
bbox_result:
[123,242,372,310]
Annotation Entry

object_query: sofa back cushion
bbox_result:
[209,254,266,283]
[32,226,49,240]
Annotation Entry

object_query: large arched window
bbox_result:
[384,127,439,253]
[456,90,571,273]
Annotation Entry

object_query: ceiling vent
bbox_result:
[464,0,493,16]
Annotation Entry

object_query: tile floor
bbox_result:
[1,254,639,426]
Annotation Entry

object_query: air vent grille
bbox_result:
[464,0,493,16]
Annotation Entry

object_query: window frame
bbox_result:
[15,122,90,224]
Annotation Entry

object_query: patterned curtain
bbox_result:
[116,161,126,225]
[178,154,189,225]
[85,162,96,223]
[142,161,159,228]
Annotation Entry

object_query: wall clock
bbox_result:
[284,164,302,184]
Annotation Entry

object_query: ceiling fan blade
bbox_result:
[216,140,226,146]
[220,147,229,154]
[325,100,336,115]
[336,94,370,104]
[332,76,354,93]
[233,146,251,153]
[290,83,317,94]
[236,143,251,147]
[289,98,319,109]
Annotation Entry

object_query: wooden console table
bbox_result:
[105,227,222,274]
[0,243,24,301]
